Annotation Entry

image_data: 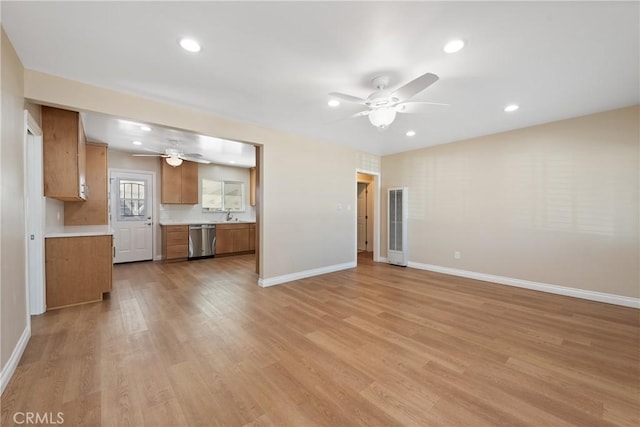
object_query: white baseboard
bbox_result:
[379,257,388,263]
[407,261,639,308]
[0,324,31,395]
[258,261,357,288]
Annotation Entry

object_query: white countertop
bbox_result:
[45,225,114,238]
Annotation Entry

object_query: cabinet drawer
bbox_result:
[166,244,188,259]
[165,225,188,233]
[166,231,188,246]
[217,223,251,230]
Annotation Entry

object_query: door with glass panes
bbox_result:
[110,171,154,263]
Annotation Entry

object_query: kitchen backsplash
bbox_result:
[159,204,256,223]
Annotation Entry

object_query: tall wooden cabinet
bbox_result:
[42,106,87,201]
[161,159,198,204]
[64,142,108,225]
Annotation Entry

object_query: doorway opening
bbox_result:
[356,172,378,264]
[24,110,45,315]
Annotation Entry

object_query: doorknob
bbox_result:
[145,222,152,226]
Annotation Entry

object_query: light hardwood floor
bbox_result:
[1,253,638,426]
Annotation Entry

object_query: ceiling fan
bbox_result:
[329,72,448,129]
[132,140,211,167]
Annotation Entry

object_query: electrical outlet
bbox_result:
[454,251,461,259]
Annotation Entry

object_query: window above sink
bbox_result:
[202,179,245,212]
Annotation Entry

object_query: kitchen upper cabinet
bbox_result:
[64,142,108,225]
[42,106,87,201]
[249,167,257,206]
[161,159,198,204]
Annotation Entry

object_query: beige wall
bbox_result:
[381,106,640,299]
[26,72,358,280]
[1,28,28,368]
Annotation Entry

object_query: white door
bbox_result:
[357,182,367,252]
[25,116,46,315]
[110,171,154,263]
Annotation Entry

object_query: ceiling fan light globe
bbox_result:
[369,107,397,128]
[166,156,183,167]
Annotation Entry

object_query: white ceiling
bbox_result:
[80,112,257,168]
[3,1,639,157]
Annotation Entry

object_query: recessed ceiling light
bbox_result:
[328,99,340,108]
[443,39,465,53]
[179,38,201,53]
[132,140,142,146]
[406,130,416,137]
[140,125,151,132]
[229,160,236,164]
[504,104,519,112]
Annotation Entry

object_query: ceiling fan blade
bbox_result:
[141,147,165,154]
[393,72,439,101]
[395,101,449,114]
[328,92,367,104]
[132,154,164,157]
[181,156,211,164]
[351,110,371,118]
[182,153,203,158]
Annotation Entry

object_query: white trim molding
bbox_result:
[408,262,640,309]
[258,261,357,288]
[0,325,31,394]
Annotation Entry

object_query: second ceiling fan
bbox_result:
[329,72,448,129]
[132,140,211,167]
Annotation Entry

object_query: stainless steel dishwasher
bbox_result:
[188,224,216,259]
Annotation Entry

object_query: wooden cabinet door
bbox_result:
[42,106,86,201]
[249,167,256,206]
[233,228,251,252]
[215,227,235,254]
[181,161,199,204]
[77,114,87,199]
[161,159,182,204]
[161,160,198,204]
[64,143,108,225]
[249,224,256,251]
[45,235,112,309]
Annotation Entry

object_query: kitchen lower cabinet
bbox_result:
[216,223,254,255]
[45,235,113,310]
[162,225,189,261]
[249,223,256,251]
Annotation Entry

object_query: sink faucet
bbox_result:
[226,209,233,221]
